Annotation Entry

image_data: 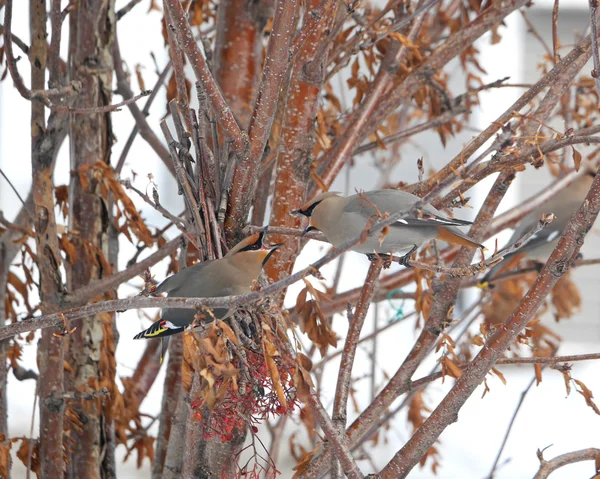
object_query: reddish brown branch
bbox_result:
[265,0,337,285]
[589,0,600,98]
[163,0,246,155]
[213,0,266,128]
[331,260,382,477]
[225,0,299,240]
[28,0,66,473]
[308,395,365,479]
[497,352,600,366]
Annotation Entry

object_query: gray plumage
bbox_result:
[298,189,482,254]
[154,254,261,328]
[133,230,280,340]
[482,170,595,283]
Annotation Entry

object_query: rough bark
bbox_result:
[65,1,116,477]
[152,336,183,479]
[162,389,189,479]
[0,243,8,479]
[225,0,299,242]
[28,0,67,476]
[214,0,267,129]
[265,0,337,285]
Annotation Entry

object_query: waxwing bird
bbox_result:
[479,164,597,287]
[291,189,483,264]
[133,227,283,343]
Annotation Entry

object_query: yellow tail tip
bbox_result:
[477,281,489,289]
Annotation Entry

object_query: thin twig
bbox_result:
[64,236,182,305]
[50,90,151,114]
[0,169,32,215]
[116,0,144,19]
[589,0,600,98]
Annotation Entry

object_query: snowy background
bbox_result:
[1,0,599,477]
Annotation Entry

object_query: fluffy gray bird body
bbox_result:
[481,168,596,284]
[153,252,261,328]
[294,189,482,256]
[133,229,281,340]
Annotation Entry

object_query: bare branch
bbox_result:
[163,0,247,155]
[533,447,600,479]
[331,260,382,477]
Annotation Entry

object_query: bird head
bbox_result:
[291,191,341,236]
[226,226,284,267]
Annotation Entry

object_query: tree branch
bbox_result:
[331,260,382,477]
[225,0,299,240]
[533,447,600,479]
[380,167,600,478]
[163,0,247,155]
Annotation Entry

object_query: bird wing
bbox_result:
[505,224,562,255]
[154,260,211,295]
[346,190,472,227]
[503,200,582,255]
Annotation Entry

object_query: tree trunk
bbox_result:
[65,1,116,477]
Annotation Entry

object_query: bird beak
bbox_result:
[301,226,318,237]
[262,242,284,266]
[290,209,302,216]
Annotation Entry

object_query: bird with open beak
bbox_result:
[133,227,283,359]
[292,189,483,265]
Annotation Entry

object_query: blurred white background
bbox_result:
[1,0,599,477]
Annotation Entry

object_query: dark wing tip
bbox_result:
[133,320,185,340]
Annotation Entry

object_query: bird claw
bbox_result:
[398,245,418,268]
[366,253,392,268]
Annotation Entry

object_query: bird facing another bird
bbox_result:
[133,228,282,342]
[292,189,483,264]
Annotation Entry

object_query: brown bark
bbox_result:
[152,336,183,479]
[265,0,337,285]
[214,0,266,129]
[225,0,299,242]
[65,1,116,477]
[533,448,600,479]
[26,0,68,476]
[331,260,382,477]
[162,389,189,479]
[0,243,8,479]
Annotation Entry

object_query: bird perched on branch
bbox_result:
[133,227,282,349]
[292,189,483,265]
[479,163,597,287]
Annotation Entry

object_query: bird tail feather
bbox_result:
[133,320,185,340]
[436,227,484,249]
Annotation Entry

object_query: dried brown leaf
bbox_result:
[0,435,11,479]
[574,379,600,415]
[572,147,582,171]
[292,444,321,478]
[14,438,40,478]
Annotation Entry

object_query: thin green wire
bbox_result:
[387,288,407,322]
